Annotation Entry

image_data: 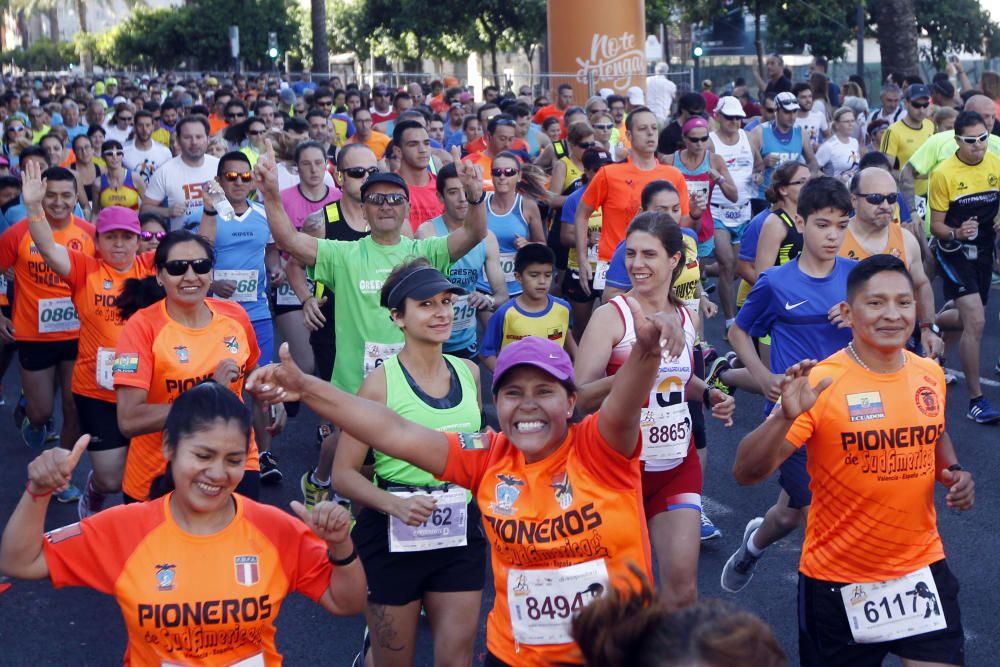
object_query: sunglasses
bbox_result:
[492,119,516,128]
[722,114,743,121]
[592,123,614,130]
[139,230,166,242]
[365,192,408,206]
[958,132,989,144]
[909,101,930,109]
[8,126,25,133]
[163,258,213,276]
[857,192,899,206]
[224,171,253,183]
[342,166,378,179]
[247,129,266,136]
[763,106,778,113]
[226,112,247,119]
[118,116,133,122]
[686,135,710,143]
[103,150,124,157]
[491,167,519,177]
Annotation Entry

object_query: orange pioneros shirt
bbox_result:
[64,250,156,402]
[441,413,651,667]
[349,131,391,159]
[114,299,261,500]
[0,216,96,342]
[582,160,691,261]
[42,493,334,666]
[786,350,947,583]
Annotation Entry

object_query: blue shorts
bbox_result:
[697,236,716,259]
[713,219,751,244]
[779,446,811,508]
[252,318,275,365]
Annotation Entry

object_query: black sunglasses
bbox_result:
[491,167,519,177]
[909,101,930,109]
[686,135,710,143]
[577,141,596,149]
[247,129,266,136]
[342,166,378,179]
[857,192,899,206]
[163,258,213,276]
[140,230,166,242]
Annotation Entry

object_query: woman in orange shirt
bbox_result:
[26,162,156,518]
[249,313,688,666]
[0,383,365,667]
[113,230,283,503]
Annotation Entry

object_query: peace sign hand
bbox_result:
[26,435,91,496]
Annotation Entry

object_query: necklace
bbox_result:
[847,341,905,373]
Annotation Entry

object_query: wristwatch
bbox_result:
[919,322,942,336]
[468,190,487,206]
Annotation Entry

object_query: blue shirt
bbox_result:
[292,81,317,95]
[210,201,273,322]
[431,216,487,354]
[735,257,856,413]
[737,207,775,262]
[605,228,700,290]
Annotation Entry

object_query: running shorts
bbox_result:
[74,393,128,452]
[18,339,78,372]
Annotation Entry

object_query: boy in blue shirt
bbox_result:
[480,243,576,370]
[721,176,856,593]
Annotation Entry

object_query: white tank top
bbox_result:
[709,129,754,218]
[606,295,697,472]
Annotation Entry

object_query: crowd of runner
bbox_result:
[0,58,992,665]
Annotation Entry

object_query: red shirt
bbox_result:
[405,173,444,232]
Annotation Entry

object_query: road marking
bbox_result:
[701,496,734,517]
[944,368,1000,388]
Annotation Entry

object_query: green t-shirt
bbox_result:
[308,234,452,392]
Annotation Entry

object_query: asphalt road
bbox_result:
[1,284,999,666]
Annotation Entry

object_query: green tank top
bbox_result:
[374,354,481,491]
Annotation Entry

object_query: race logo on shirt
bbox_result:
[102,279,113,290]
[224,336,239,354]
[234,555,259,586]
[551,471,574,510]
[113,353,139,374]
[155,563,176,592]
[915,386,940,417]
[490,473,525,516]
[174,345,189,363]
[846,392,885,422]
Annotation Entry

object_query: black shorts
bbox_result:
[690,346,707,450]
[353,501,488,605]
[779,446,811,508]
[73,393,128,451]
[799,560,964,667]
[18,339,78,372]
[934,242,993,305]
[561,268,603,304]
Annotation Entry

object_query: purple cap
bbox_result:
[95,206,141,235]
[492,336,575,392]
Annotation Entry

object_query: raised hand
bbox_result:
[246,342,310,404]
[291,500,353,546]
[777,360,832,421]
[627,296,686,362]
[21,158,46,211]
[26,435,91,496]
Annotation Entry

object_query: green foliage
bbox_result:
[915,0,999,65]
[0,37,76,70]
[764,0,857,60]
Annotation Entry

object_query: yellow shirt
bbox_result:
[881,118,934,196]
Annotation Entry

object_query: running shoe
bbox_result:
[12,392,26,429]
[54,483,83,504]
[301,470,330,510]
[700,343,719,368]
[706,356,734,396]
[700,511,722,541]
[44,419,59,443]
[944,372,958,385]
[77,471,106,520]
[967,396,1000,424]
[20,418,49,449]
[720,517,764,593]
[259,451,283,484]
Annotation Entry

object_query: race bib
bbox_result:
[840,565,947,644]
[164,653,263,667]
[452,293,477,332]
[363,341,404,378]
[388,487,468,553]
[213,269,259,302]
[508,559,610,645]
[499,251,516,284]
[639,403,692,461]
[714,202,751,229]
[38,297,79,333]
[275,280,314,306]
[96,347,116,391]
[592,260,610,291]
[914,195,927,220]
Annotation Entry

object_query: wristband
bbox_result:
[703,387,712,404]
[468,190,487,206]
[327,547,358,567]
[947,464,964,473]
[25,481,53,501]
[919,322,942,335]
[203,208,218,216]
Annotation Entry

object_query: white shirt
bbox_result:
[816,136,861,183]
[123,141,173,184]
[794,110,828,151]
[646,75,678,125]
[104,124,132,145]
[275,161,336,191]
[145,154,220,230]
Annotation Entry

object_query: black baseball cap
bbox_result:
[384,265,464,310]
[582,148,612,171]
[906,84,931,101]
[360,172,409,200]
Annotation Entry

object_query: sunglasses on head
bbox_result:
[686,135,710,143]
[492,119,516,128]
[958,132,989,144]
[857,192,898,206]
[909,101,929,109]
[103,150,124,157]
[365,192,407,206]
[491,167,519,177]
[223,171,253,183]
[140,230,166,242]
[342,166,378,179]
[163,258,213,276]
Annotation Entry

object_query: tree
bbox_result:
[310,0,328,72]
[915,0,1000,66]
[765,0,856,60]
[873,0,920,79]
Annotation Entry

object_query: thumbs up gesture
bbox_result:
[26,435,91,496]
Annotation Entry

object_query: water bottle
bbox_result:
[205,180,235,221]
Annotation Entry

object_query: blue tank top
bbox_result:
[432,216,487,353]
[477,193,527,297]
[760,123,805,193]
[211,201,272,322]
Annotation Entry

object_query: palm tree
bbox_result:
[311,0,328,74]
[873,0,920,79]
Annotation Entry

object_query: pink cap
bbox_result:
[492,336,574,394]
[95,206,141,235]
[681,117,710,135]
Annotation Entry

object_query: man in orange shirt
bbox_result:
[463,114,518,191]
[348,107,390,159]
[733,255,973,667]
[573,106,691,296]
[463,103,502,155]
[533,83,575,131]
[0,166,94,501]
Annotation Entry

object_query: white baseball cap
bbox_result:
[626,86,645,105]
[715,96,746,118]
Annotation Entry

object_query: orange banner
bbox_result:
[546,0,647,101]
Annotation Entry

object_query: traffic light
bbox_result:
[692,43,704,59]
[267,32,279,60]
